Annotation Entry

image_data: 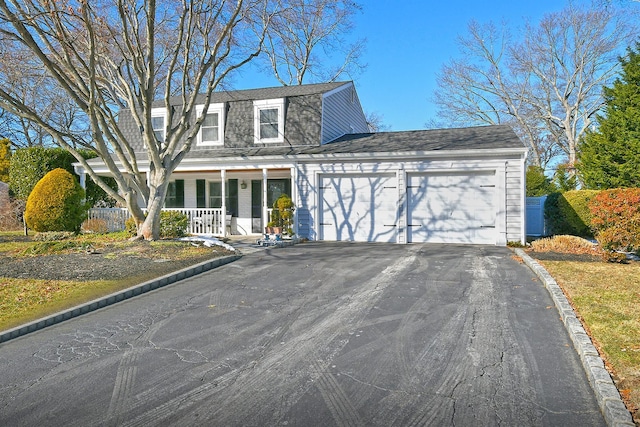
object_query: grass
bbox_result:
[538,259,640,424]
[0,277,150,331]
[0,230,228,331]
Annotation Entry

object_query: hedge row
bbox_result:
[544,190,600,238]
[544,188,640,253]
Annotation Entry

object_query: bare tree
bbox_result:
[0,0,270,240]
[433,4,637,169]
[263,0,365,85]
[0,41,86,148]
[365,111,390,132]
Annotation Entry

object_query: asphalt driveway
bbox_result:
[0,243,604,426]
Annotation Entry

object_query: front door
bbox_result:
[251,179,292,233]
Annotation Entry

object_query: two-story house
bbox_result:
[78,81,528,245]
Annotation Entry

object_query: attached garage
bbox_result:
[297,125,527,246]
[407,171,497,244]
[319,174,397,242]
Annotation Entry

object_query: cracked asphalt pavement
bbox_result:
[0,243,605,426]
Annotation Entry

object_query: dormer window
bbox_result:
[253,98,285,143]
[196,103,225,146]
[151,108,166,142]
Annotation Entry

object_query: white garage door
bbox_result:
[320,174,397,242]
[407,172,496,244]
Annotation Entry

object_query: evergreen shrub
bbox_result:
[545,190,599,237]
[24,168,87,232]
[159,211,188,238]
[557,190,600,237]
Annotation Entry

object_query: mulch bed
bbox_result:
[0,242,229,281]
[527,251,604,263]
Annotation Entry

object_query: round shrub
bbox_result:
[159,211,188,238]
[589,188,640,253]
[24,168,87,233]
[125,216,138,237]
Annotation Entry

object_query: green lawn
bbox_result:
[539,260,640,425]
[0,231,225,331]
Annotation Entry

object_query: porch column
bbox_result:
[73,165,86,190]
[221,169,227,237]
[290,166,298,236]
[262,168,268,232]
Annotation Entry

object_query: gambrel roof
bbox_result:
[154,81,348,106]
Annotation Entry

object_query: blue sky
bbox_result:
[234,0,594,132]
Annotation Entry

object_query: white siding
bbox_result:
[321,84,369,144]
[505,159,524,243]
[297,154,526,245]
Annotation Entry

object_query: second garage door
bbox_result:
[407,171,497,244]
[319,174,397,242]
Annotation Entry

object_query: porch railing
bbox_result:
[87,207,226,235]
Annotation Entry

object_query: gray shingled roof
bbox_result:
[177,124,525,159]
[155,81,349,107]
[305,125,525,153]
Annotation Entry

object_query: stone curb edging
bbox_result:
[515,248,635,427]
[0,254,242,345]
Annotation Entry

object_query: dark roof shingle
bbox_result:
[179,124,525,159]
[156,81,349,107]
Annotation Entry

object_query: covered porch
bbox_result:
[87,167,296,237]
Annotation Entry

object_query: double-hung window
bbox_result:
[151,108,166,142]
[253,98,285,143]
[196,103,225,146]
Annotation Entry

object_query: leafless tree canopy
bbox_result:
[0,0,272,239]
[263,0,365,85]
[433,3,638,169]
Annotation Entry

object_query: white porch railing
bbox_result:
[87,208,130,232]
[87,207,226,235]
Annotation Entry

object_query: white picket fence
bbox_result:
[87,207,227,235]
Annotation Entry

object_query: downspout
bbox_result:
[291,165,298,237]
[262,168,268,232]
[521,151,528,245]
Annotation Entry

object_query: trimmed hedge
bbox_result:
[589,188,640,253]
[24,168,87,233]
[8,146,117,207]
[545,190,600,237]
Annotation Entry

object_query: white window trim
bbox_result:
[196,103,225,146]
[151,107,167,142]
[253,98,285,143]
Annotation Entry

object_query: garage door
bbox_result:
[407,172,496,244]
[319,174,397,242]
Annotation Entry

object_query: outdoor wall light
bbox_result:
[240,180,247,189]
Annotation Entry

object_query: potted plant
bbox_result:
[266,194,295,236]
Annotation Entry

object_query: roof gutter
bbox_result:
[76,147,527,174]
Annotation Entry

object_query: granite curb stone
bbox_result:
[515,248,635,427]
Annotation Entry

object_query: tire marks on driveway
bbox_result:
[0,244,605,426]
